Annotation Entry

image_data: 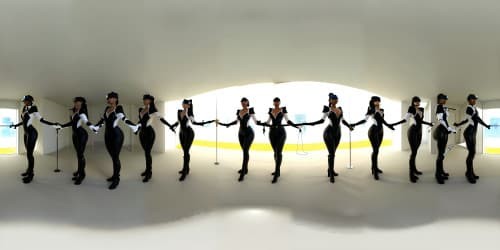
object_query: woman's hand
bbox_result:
[169,125,176,133]
[89,125,100,134]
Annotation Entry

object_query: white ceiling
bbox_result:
[0,0,499,105]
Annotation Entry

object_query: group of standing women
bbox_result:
[8,91,491,189]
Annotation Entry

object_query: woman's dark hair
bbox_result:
[328,93,338,107]
[182,99,193,116]
[369,96,381,111]
[273,97,280,102]
[241,97,249,106]
[411,96,421,107]
[73,96,88,116]
[143,94,157,111]
[106,91,119,104]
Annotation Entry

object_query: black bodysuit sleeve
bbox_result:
[301,106,328,126]
[60,118,72,128]
[351,107,372,126]
[218,110,238,127]
[379,109,394,129]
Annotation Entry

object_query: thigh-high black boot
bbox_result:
[73,128,88,185]
[139,127,156,182]
[464,126,478,183]
[269,127,286,183]
[105,127,124,189]
[433,126,448,184]
[323,126,341,183]
[407,125,423,183]
[238,127,255,182]
[368,126,384,180]
[22,127,38,183]
[178,128,194,181]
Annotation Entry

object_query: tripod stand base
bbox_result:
[347,165,354,169]
[54,169,61,173]
[214,162,219,165]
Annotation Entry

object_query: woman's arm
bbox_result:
[351,115,369,127]
[382,118,395,130]
[116,106,140,133]
[257,116,271,127]
[60,119,72,128]
[218,120,237,127]
[422,120,434,126]
[30,108,57,126]
[10,122,22,129]
[189,116,215,126]
[454,106,472,128]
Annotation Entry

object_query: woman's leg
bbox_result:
[179,128,194,181]
[271,128,286,183]
[107,128,124,189]
[23,128,38,183]
[140,127,155,182]
[74,129,88,184]
[434,127,448,184]
[323,127,336,182]
[464,126,477,183]
[407,126,421,182]
[238,128,254,181]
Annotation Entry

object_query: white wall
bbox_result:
[36,98,72,154]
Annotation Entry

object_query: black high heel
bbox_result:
[410,173,418,183]
[74,175,85,185]
[435,175,445,184]
[372,168,379,180]
[466,172,477,184]
[108,179,120,190]
[143,172,152,183]
[271,176,279,184]
[22,174,34,184]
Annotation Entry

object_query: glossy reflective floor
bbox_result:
[1,145,500,249]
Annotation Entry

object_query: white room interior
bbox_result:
[1,1,500,249]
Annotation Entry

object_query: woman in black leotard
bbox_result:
[136,94,176,182]
[257,97,300,184]
[58,97,93,185]
[391,96,434,183]
[301,93,353,183]
[170,99,215,181]
[10,95,59,184]
[218,97,259,182]
[350,96,395,180]
[433,93,456,184]
[90,92,140,190]
[454,94,491,184]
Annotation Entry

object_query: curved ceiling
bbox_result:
[0,0,499,105]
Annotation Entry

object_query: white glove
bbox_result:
[447,126,456,133]
[130,124,140,134]
[89,125,100,133]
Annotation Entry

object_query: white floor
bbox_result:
[1,145,500,249]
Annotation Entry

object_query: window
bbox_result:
[483,108,500,154]
[0,108,18,155]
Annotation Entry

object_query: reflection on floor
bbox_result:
[0,145,500,249]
